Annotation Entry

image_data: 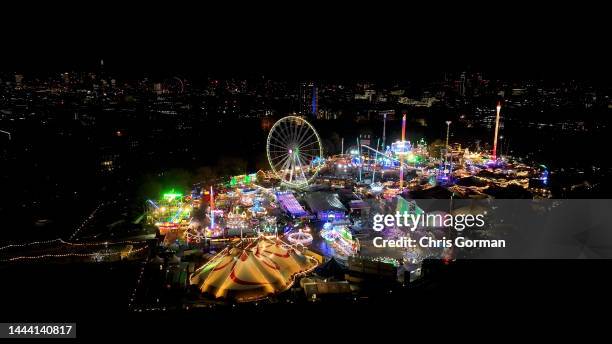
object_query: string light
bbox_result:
[128,261,147,311]
[69,202,104,240]
[368,256,400,267]
[0,238,63,251]
[286,229,313,246]
[0,238,148,252]
[58,239,148,247]
[1,245,147,263]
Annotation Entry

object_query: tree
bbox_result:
[217,156,248,177]
[193,166,218,184]
[137,168,192,201]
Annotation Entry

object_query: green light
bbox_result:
[340,227,352,241]
[230,176,237,187]
[407,154,422,163]
[163,190,182,201]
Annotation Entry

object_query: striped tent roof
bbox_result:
[190,236,318,302]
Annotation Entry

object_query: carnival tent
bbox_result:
[190,236,318,302]
[315,257,347,279]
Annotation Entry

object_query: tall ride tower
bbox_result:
[399,113,407,189]
[492,102,502,160]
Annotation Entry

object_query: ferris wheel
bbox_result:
[266,116,323,188]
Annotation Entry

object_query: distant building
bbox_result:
[359,133,372,146]
[355,89,376,102]
[398,96,439,107]
[346,256,398,283]
[316,109,339,120]
[153,83,162,94]
[14,74,23,88]
[299,82,318,117]
[459,71,466,97]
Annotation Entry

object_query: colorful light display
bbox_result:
[226,209,248,230]
[400,113,407,189]
[248,199,267,217]
[240,195,254,207]
[163,190,182,201]
[138,111,552,304]
[492,102,501,160]
[266,116,323,188]
[320,227,340,241]
[370,256,400,267]
[276,192,308,217]
[209,186,215,229]
[370,182,384,194]
[320,225,359,259]
[286,229,313,246]
[391,140,411,155]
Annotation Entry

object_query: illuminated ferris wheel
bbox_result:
[266,116,323,188]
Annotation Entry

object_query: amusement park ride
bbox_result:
[153,102,540,247]
[263,106,508,190]
[148,190,192,236]
[152,103,513,241]
[262,107,512,193]
[140,102,555,303]
[266,115,324,188]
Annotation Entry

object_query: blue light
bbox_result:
[540,169,549,185]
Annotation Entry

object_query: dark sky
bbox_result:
[1,5,609,81]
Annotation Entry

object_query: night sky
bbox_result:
[2,6,609,81]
